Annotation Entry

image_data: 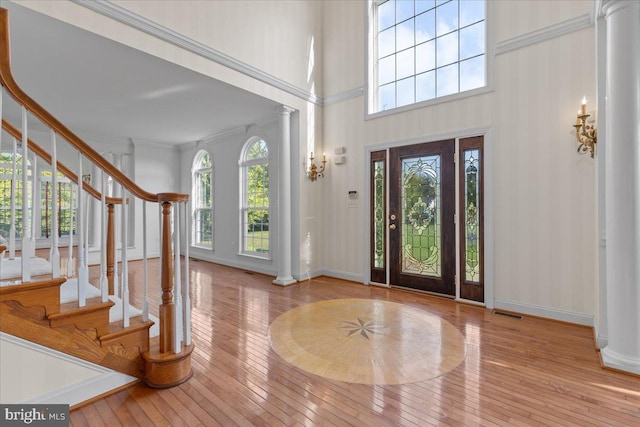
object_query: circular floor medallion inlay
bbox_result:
[268,298,466,385]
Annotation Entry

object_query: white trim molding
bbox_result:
[73,0,322,106]
[323,87,364,106]
[321,268,366,284]
[0,332,137,406]
[496,14,593,55]
[494,299,595,327]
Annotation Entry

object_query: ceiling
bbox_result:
[2,2,280,145]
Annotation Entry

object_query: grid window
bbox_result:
[192,151,213,249]
[240,139,269,257]
[373,0,486,113]
[40,170,77,239]
[0,152,30,239]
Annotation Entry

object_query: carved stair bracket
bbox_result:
[0,277,65,316]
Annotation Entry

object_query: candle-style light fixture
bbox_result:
[307,151,327,182]
[572,96,597,158]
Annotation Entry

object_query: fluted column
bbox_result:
[273,106,297,286]
[601,0,640,375]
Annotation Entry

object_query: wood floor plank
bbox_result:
[65,258,640,426]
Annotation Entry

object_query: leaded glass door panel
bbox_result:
[389,140,455,295]
[459,136,484,302]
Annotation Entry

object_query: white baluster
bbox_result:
[100,170,107,303]
[112,180,120,298]
[121,191,129,328]
[21,106,31,282]
[31,156,38,240]
[50,131,60,278]
[111,155,121,298]
[77,153,87,306]
[173,201,183,354]
[66,180,74,277]
[9,137,16,259]
[142,200,149,322]
[183,200,191,346]
[84,181,90,275]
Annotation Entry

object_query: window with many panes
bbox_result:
[240,138,270,257]
[0,152,28,239]
[192,151,213,249]
[372,0,486,113]
[0,153,76,241]
[40,170,76,239]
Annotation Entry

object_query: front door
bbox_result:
[388,140,455,295]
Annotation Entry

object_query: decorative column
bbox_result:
[601,0,640,375]
[273,106,297,286]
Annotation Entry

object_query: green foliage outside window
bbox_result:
[243,139,269,255]
[1,152,76,239]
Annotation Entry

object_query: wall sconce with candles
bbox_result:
[573,97,597,158]
[307,151,327,182]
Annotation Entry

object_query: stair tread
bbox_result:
[0,276,65,294]
[101,315,154,342]
[48,297,115,320]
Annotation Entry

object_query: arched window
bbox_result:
[240,138,269,257]
[192,151,213,249]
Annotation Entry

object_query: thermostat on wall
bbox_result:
[348,191,357,199]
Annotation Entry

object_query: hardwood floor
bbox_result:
[68,258,639,426]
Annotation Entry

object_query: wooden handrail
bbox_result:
[2,119,122,205]
[0,8,188,204]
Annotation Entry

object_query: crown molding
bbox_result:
[323,87,364,106]
[72,0,322,106]
[496,14,593,55]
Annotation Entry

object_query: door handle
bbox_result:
[389,224,396,230]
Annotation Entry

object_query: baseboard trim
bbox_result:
[494,299,594,327]
[27,371,138,407]
[189,252,277,277]
[600,347,640,376]
[293,269,324,281]
[320,269,365,284]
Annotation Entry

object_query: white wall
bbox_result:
[178,119,282,276]
[322,1,597,322]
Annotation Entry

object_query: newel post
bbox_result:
[143,195,193,388]
[159,201,175,353]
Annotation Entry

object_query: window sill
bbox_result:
[366,85,493,121]
[237,251,272,263]
[191,244,214,251]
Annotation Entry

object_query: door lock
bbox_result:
[390,214,396,220]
